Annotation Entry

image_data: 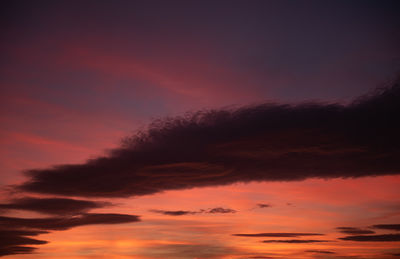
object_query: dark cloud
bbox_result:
[339,234,400,241]
[0,213,140,256]
[208,207,236,214]
[149,210,198,216]
[233,233,324,237]
[0,246,36,257]
[371,224,400,231]
[262,240,329,243]
[257,204,271,208]
[0,213,140,231]
[149,207,236,216]
[0,229,48,256]
[336,227,375,235]
[15,79,400,198]
[0,197,110,215]
[305,250,335,254]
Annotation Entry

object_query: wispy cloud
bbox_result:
[261,240,329,243]
[336,227,375,235]
[0,197,110,215]
[339,234,400,241]
[149,210,198,216]
[0,213,140,231]
[149,207,236,216]
[305,250,335,254]
[233,233,324,237]
[371,224,400,231]
[256,203,271,208]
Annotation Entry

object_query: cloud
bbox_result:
[339,234,400,241]
[261,240,329,243]
[371,224,400,231]
[257,203,271,208]
[14,79,400,198]
[336,227,375,235]
[0,246,36,257]
[149,207,236,216]
[149,210,197,216]
[0,197,110,215]
[208,207,236,214]
[305,250,335,254]
[0,213,140,256]
[0,213,140,231]
[233,233,324,237]
[0,229,48,256]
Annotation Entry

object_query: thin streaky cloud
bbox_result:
[339,234,400,241]
[0,197,110,215]
[336,227,375,235]
[233,233,324,237]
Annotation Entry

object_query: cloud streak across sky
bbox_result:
[233,233,324,237]
[16,79,400,198]
[0,197,110,215]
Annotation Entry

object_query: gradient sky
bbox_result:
[1,1,400,258]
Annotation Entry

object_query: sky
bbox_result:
[0,0,400,258]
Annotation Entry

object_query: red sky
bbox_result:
[1,1,400,258]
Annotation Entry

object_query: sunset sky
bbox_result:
[1,1,400,258]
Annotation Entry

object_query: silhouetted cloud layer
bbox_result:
[339,234,400,241]
[305,250,335,254]
[16,80,400,198]
[371,224,400,231]
[149,207,236,216]
[336,227,375,235]
[262,240,329,243]
[149,210,197,216]
[0,229,48,256]
[0,197,109,215]
[0,213,140,231]
[0,213,140,256]
[233,233,324,237]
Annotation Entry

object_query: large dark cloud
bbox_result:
[371,224,400,231]
[233,233,324,237]
[339,234,400,241]
[336,227,375,235]
[0,197,110,215]
[15,79,400,198]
